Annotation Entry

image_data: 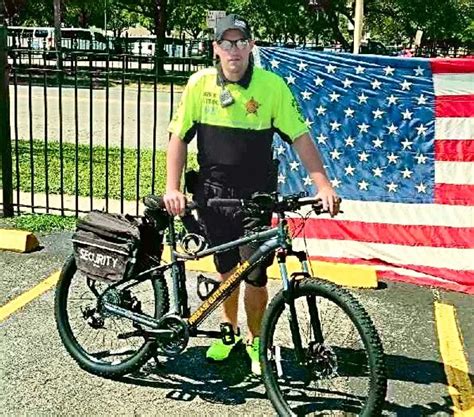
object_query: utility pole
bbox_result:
[353,0,364,54]
[104,0,107,34]
[53,0,62,68]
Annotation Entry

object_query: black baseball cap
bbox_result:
[215,14,252,41]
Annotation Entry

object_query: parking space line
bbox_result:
[434,302,474,415]
[0,271,60,322]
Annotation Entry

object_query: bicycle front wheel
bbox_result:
[261,278,386,416]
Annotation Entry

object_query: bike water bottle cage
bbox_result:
[197,274,220,300]
[220,322,240,345]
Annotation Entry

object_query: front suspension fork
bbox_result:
[279,249,324,364]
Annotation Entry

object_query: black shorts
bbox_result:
[194,179,274,287]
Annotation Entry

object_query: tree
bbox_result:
[365,0,474,47]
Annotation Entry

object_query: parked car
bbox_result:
[61,28,112,52]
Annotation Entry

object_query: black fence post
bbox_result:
[0,14,13,217]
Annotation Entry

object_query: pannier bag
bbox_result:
[72,211,141,282]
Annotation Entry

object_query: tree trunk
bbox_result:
[326,9,350,50]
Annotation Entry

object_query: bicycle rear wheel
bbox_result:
[55,255,169,377]
[261,278,386,416]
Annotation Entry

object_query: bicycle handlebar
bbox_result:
[207,193,337,215]
[143,195,198,212]
[207,198,243,208]
[144,193,341,216]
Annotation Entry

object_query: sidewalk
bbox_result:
[1,189,147,216]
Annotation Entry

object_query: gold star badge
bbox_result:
[245,97,260,115]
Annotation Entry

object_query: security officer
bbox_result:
[164,14,339,375]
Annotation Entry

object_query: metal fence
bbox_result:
[1,24,211,217]
[1,23,472,218]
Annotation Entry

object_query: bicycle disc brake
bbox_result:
[306,342,338,380]
[155,315,189,355]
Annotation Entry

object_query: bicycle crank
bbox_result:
[154,315,190,355]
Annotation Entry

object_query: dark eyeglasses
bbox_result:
[217,39,250,51]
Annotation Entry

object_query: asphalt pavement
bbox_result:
[1,230,473,416]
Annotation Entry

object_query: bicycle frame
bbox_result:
[166,213,312,336]
[101,208,316,354]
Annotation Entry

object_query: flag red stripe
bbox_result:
[435,95,474,117]
[435,140,474,161]
[289,219,474,248]
[434,183,474,205]
[430,58,474,74]
[378,270,474,295]
[309,255,474,290]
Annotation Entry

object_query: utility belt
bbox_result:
[185,161,279,200]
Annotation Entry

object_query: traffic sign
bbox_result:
[206,10,226,29]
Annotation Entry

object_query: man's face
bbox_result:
[213,29,254,75]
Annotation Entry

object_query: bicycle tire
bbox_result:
[55,255,170,377]
[261,278,387,416]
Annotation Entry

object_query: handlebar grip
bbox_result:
[143,195,197,211]
[207,198,243,208]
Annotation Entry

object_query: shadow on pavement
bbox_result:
[114,343,468,415]
[119,345,265,406]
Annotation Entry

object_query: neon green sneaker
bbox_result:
[206,324,242,362]
[246,337,261,376]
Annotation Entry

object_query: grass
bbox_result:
[4,139,197,232]
[1,213,78,233]
[13,139,198,201]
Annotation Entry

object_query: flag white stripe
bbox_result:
[376,264,442,279]
[433,73,474,96]
[435,117,474,140]
[293,238,474,271]
[376,265,466,287]
[294,200,474,227]
[435,161,474,185]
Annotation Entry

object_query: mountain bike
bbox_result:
[55,192,387,416]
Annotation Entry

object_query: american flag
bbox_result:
[257,47,474,294]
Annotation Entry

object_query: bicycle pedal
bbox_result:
[220,322,240,345]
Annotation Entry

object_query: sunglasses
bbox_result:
[217,39,250,51]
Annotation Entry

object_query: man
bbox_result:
[164,14,339,375]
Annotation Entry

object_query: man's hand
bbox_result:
[163,189,186,216]
[315,185,341,217]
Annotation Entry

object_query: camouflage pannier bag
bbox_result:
[72,211,141,282]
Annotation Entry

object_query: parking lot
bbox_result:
[1,230,473,415]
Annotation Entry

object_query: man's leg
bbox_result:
[244,283,268,340]
[205,251,242,361]
[244,281,268,375]
[219,270,240,332]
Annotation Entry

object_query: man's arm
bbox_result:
[292,133,340,215]
[164,134,188,215]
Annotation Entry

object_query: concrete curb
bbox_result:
[0,229,40,253]
[162,247,378,288]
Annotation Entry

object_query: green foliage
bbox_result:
[2,214,78,232]
[365,0,474,46]
[4,0,473,52]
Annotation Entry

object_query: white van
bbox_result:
[7,26,55,51]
